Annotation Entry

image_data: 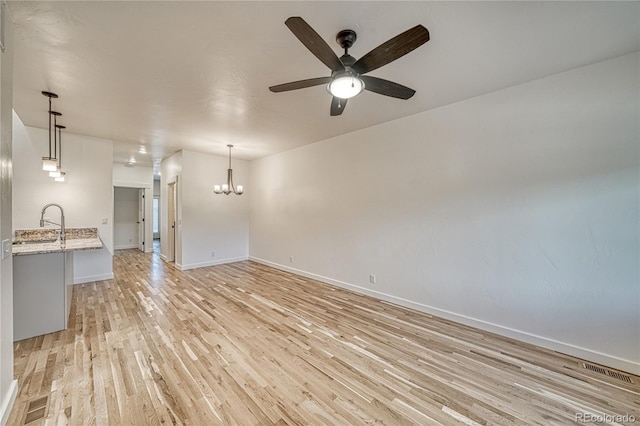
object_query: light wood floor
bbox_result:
[8,248,639,425]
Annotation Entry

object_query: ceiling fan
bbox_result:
[269,17,430,116]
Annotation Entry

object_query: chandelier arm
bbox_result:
[228,168,235,195]
[231,169,243,195]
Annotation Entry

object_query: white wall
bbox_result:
[0,12,16,424]
[180,150,249,270]
[159,150,249,269]
[113,164,153,252]
[113,187,139,249]
[113,163,153,188]
[12,123,114,283]
[249,53,640,374]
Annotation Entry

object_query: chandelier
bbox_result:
[213,144,243,195]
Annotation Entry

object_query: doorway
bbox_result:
[114,187,144,251]
[113,185,151,253]
[153,196,160,240]
[153,177,161,249]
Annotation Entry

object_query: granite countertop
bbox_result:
[12,227,104,256]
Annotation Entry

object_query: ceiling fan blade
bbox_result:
[285,17,345,72]
[352,25,429,75]
[330,97,347,116]
[361,76,416,99]
[269,77,332,93]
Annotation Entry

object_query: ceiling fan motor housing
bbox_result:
[336,29,357,50]
[339,54,357,68]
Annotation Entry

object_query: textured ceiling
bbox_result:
[9,1,640,169]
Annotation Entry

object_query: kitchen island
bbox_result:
[12,227,104,341]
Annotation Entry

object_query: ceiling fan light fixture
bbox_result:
[328,72,364,99]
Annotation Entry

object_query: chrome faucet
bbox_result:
[40,203,65,243]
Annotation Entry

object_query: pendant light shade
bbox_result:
[42,158,57,172]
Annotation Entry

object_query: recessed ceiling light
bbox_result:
[139,146,147,154]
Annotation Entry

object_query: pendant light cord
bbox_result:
[48,97,52,158]
[53,114,57,161]
[58,126,62,169]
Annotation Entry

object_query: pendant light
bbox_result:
[53,124,66,182]
[41,91,58,171]
[48,112,62,177]
[213,145,243,195]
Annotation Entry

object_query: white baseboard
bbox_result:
[249,256,640,375]
[114,244,137,250]
[177,256,249,271]
[0,379,18,426]
[73,272,114,284]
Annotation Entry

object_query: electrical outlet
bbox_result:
[101,217,108,224]
[289,256,294,263]
[369,274,376,284]
[211,251,215,258]
[128,238,132,243]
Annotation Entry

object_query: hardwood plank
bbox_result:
[8,246,640,425]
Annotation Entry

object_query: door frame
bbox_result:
[137,188,145,251]
[112,183,152,253]
[166,181,176,262]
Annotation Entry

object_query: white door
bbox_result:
[167,182,176,262]
[138,189,145,252]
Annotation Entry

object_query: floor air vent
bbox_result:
[583,363,633,383]
[24,396,48,424]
